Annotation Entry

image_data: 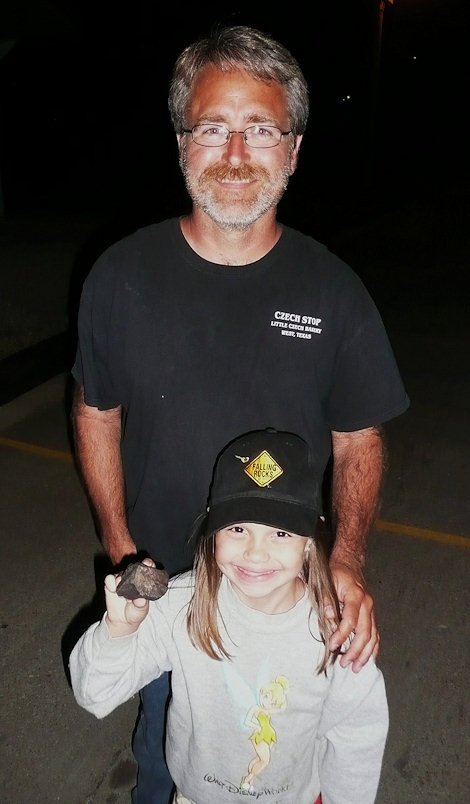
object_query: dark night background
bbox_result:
[1,0,468,221]
[0,0,469,393]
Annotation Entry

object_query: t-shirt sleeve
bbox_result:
[317,658,389,804]
[71,252,122,410]
[326,279,409,431]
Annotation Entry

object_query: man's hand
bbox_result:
[327,559,379,673]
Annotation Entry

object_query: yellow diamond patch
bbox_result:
[244,450,283,487]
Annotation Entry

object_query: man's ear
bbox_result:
[289,134,303,175]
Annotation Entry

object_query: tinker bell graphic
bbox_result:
[220,660,290,792]
[240,674,289,791]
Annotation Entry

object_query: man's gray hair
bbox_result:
[168,25,309,136]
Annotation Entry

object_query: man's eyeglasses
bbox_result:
[182,123,292,149]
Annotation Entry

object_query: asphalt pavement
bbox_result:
[1,186,469,803]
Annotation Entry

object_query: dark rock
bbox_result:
[116,563,169,600]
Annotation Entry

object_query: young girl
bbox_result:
[70,429,388,804]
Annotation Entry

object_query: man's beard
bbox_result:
[179,151,293,231]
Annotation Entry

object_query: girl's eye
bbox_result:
[229,526,245,534]
[275,531,291,539]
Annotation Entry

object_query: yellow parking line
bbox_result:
[375,519,469,549]
[1,435,468,547]
[0,436,73,463]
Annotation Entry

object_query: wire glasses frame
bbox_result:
[182,123,292,148]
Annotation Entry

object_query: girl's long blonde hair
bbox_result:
[186,519,341,673]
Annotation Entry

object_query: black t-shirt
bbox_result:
[73,218,409,572]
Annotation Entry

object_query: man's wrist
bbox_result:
[101,528,137,566]
[329,547,365,575]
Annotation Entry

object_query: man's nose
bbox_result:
[225,131,249,164]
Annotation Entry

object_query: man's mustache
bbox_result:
[200,164,269,183]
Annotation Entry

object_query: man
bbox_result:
[72,25,409,804]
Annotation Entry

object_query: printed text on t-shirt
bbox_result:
[271,310,323,340]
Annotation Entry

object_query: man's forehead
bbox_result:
[187,66,288,123]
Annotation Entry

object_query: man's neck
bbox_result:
[180,209,282,266]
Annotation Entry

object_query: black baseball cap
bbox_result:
[206,429,322,538]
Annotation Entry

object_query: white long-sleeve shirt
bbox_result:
[70,572,388,804]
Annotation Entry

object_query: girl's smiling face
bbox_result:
[215,522,310,614]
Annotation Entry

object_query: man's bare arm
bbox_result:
[72,383,137,566]
[328,426,385,670]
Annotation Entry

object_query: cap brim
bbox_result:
[207,497,319,539]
